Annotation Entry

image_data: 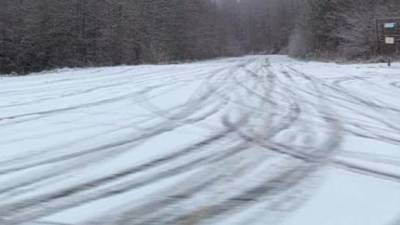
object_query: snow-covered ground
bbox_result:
[0,55,400,225]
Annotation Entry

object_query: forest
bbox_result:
[1,0,399,74]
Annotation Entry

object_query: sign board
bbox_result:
[384,23,396,29]
[376,18,400,57]
[385,37,395,44]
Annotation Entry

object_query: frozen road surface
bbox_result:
[1,56,400,225]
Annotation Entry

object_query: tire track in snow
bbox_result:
[1,56,400,225]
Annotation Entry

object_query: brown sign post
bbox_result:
[376,18,400,66]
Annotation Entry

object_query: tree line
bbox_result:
[289,0,400,59]
[0,0,399,74]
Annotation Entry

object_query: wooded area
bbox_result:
[1,0,399,74]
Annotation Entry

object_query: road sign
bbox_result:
[376,18,400,56]
[385,37,395,44]
[384,23,396,29]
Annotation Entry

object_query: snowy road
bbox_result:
[1,56,400,225]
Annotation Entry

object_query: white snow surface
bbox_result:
[0,55,400,225]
